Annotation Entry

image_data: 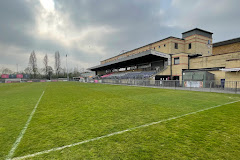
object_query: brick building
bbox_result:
[88,28,240,83]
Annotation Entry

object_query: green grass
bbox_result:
[1,82,240,159]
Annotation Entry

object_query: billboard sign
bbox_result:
[17,74,23,78]
[9,74,16,78]
[1,74,9,78]
[184,81,203,88]
[23,74,30,79]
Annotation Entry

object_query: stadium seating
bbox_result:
[101,73,113,78]
[101,71,156,79]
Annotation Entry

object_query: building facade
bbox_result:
[89,28,240,82]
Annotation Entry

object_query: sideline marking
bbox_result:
[6,91,45,160]
[12,99,240,160]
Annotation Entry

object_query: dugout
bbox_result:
[182,70,214,88]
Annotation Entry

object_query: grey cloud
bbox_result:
[54,0,177,59]
[165,0,240,41]
[0,0,240,71]
[0,0,37,47]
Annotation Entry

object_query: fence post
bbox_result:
[235,81,237,94]
[210,81,212,92]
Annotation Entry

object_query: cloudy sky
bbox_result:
[0,0,240,72]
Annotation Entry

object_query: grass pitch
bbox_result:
[1,82,240,159]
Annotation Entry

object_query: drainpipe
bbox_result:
[170,54,173,80]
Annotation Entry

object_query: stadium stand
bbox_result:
[102,71,156,79]
[88,28,240,85]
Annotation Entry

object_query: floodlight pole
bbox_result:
[16,64,18,74]
[66,54,69,81]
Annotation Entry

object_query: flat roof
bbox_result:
[220,68,240,72]
[213,37,240,47]
[88,50,170,70]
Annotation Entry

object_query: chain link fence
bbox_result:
[1,78,239,94]
[99,79,240,94]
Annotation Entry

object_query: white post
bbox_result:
[66,54,69,81]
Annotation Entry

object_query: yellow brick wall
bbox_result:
[184,35,212,56]
[100,34,214,65]
[189,52,240,69]
[169,40,185,54]
[101,37,187,65]
[196,35,212,56]
[152,39,171,53]
[208,71,225,82]
[226,59,240,68]
[172,54,188,77]
[157,66,171,75]
[225,72,240,81]
[213,42,240,55]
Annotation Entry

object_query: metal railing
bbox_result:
[99,79,240,94]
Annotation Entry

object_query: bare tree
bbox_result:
[73,67,79,77]
[24,67,31,75]
[1,68,13,74]
[55,51,61,77]
[46,66,53,79]
[28,51,38,78]
[43,54,48,77]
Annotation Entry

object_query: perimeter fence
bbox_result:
[99,79,240,94]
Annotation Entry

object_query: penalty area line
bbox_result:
[6,91,45,160]
[12,99,240,160]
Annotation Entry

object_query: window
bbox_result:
[164,44,166,47]
[175,43,178,49]
[188,43,192,49]
[174,57,180,65]
[158,46,160,48]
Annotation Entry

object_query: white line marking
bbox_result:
[6,91,45,160]
[12,99,240,160]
